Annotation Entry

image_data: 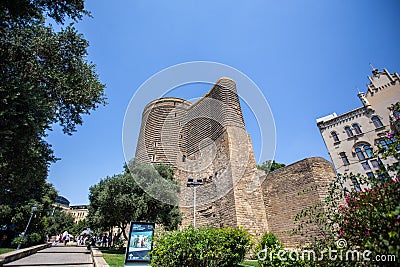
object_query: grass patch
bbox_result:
[99,248,125,267]
[0,248,14,255]
[98,248,260,267]
[239,260,260,266]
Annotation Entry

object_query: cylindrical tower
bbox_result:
[184,78,245,156]
[135,97,191,164]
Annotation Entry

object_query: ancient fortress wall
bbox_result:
[260,157,336,247]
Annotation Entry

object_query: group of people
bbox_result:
[51,230,117,248]
[53,231,74,246]
[89,233,113,247]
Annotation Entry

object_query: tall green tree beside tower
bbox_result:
[0,0,106,233]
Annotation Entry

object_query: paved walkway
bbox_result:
[4,246,93,267]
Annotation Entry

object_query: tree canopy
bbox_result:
[88,163,182,240]
[257,160,286,173]
[0,0,105,234]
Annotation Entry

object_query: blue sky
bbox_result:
[46,0,400,204]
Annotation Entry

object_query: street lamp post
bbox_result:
[187,178,203,227]
[17,205,37,250]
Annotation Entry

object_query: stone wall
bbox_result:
[260,157,336,247]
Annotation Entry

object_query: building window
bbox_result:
[339,152,349,165]
[379,139,388,149]
[354,143,373,160]
[366,172,374,179]
[364,145,373,157]
[331,131,339,142]
[351,177,361,191]
[345,126,354,137]
[372,116,383,128]
[379,137,397,150]
[361,161,371,171]
[377,172,388,182]
[355,147,365,161]
[352,123,362,134]
[370,159,382,169]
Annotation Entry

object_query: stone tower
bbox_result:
[135,78,269,235]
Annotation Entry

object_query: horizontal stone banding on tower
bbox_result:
[135,78,245,164]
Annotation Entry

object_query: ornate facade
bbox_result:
[317,68,400,188]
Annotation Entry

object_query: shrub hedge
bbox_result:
[150,226,251,267]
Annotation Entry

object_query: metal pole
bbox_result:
[193,185,196,227]
[17,210,35,250]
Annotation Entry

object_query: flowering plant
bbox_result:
[293,102,400,266]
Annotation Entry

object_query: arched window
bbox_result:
[331,131,339,142]
[352,123,362,134]
[364,145,373,157]
[345,126,353,137]
[372,116,383,128]
[354,142,373,161]
[355,147,365,160]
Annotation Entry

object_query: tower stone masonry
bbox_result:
[135,77,336,246]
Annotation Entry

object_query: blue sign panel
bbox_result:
[125,222,155,263]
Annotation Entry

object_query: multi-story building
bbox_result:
[69,205,89,224]
[317,68,400,188]
[54,196,88,224]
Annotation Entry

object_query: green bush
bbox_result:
[11,236,27,248]
[28,233,43,245]
[150,226,251,267]
[11,232,43,248]
[256,232,307,267]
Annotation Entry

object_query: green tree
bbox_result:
[88,162,182,240]
[257,160,286,173]
[71,218,89,236]
[0,0,105,234]
[43,208,75,237]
